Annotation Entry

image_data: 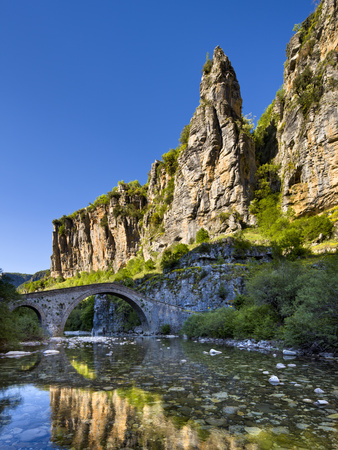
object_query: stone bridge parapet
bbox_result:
[9,283,190,337]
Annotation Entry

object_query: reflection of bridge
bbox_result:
[9,283,190,336]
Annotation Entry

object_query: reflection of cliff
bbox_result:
[50,386,241,449]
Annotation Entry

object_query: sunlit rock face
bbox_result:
[50,46,256,278]
[147,46,256,251]
[50,184,145,278]
[50,0,338,279]
[267,0,338,215]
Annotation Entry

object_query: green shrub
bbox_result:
[196,228,210,244]
[232,233,252,257]
[100,214,108,229]
[144,259,155,271]
[232,304,278,340]
[218,212,231,223]
[182,308,235,338]
[58,224,66,236]
[12,308,45,341]
[179,124,191,146]
[282,254,338,351]
[162,148,180,176]
[160,324,171,335]
[203,53,213,74]
[217,283,228,299]
[293,66,323,115]
[246,261,304,319]
[160,243,189,271]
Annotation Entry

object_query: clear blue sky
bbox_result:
[0,0,318,274]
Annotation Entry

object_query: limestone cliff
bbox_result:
[51,0,338,278]
[51,183,146,278]
[260,0,338,215]
[51,47,256,277]
[144,47,256,254]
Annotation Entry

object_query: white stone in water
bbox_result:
[288,364,296,367]
[314,388,324,394]
[244,427,262,436]
[276,363,286,369]
[209,349,222,355]
[263,371,269,375]
[283,349,297,356]
[303,398,313,403]
[5,351,32,357]
[180,359,186,363]
[43,350,60,355]
[269,375,280,385]
[314,399,329,406]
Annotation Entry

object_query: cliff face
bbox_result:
[51,1,338,278]
[51,184,145,278]
[264,0,338,215]
[51,47,256,277]
[147,47,256,252]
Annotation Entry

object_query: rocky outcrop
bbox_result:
[51,47,256,278]
[137,240,271,311]
[51,183,145,278]
[92,294,126,335]
[146,47,256,252]
[50,1,338,278]
[263,0,338,215]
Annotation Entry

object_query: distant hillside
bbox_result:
[5,270,49,288]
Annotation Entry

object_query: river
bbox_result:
[0,337,337,449]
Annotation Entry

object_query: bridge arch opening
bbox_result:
[11,304,45,340]
[12,304,43,325]
[60,287,151,336]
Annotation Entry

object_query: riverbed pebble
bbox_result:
[209,349,222,355]
[314,400,329,407]
[283,349,298,356]
[268,375,280,385]
[43,350,60,355]
[314,388,324,394]
[4,351,32,358]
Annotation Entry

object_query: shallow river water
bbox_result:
[0,337,337,449]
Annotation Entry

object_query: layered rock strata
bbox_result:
[51,184,145,277]
[265,0,338,215]
[51,47,256,277]
[51,1,338,278]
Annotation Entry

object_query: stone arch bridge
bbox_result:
[9,283,190,337]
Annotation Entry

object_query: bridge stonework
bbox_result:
[9,283,190,337]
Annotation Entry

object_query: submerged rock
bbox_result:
[43,350,60,355]
[269,375,280,385]
[314,388,324,394]
[276,363,286,369]
[5,351,32,358]
[209,349,222,356]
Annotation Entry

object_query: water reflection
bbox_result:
[50,385,242,449]
[0,337,337,449]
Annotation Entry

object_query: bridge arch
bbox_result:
[59,284,151,335]
[9,301,46,327]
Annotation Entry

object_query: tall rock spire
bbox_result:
[154,46,256,247]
